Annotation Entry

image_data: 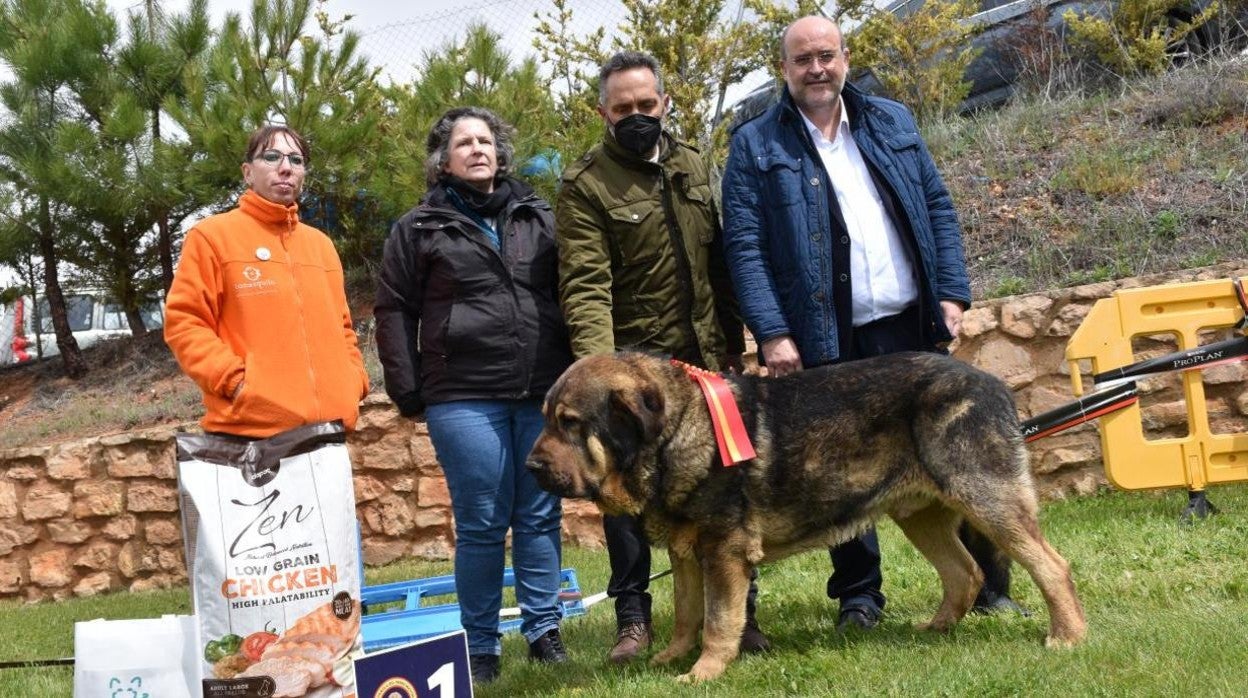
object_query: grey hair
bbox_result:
[598,51,664,105]
[423,106,516,187]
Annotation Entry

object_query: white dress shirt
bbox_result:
[801,103,918,327]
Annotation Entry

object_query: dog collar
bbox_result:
[671,359,756,466]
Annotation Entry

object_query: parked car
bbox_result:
[933,0,1245,111]
[723,0,1247,123]
[0,291,164,364]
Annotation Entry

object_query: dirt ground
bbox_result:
[0,332,202,449]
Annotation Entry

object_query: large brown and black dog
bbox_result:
[526,351,1086,682]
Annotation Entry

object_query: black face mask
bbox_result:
[612,113,663,156]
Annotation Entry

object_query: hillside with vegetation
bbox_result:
[936,55,1248,298]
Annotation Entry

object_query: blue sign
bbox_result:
[353,630,472,698]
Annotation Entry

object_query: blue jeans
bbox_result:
[426,399,563,656]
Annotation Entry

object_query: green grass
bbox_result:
[3,485,1247,696]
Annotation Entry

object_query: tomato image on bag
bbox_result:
[242,626,280,662]
[177,421,364,698]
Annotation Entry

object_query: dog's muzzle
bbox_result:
[525,455,549,475]
[525,455,563,492]
[526,455,585,499]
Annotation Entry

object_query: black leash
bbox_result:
[0,657,74,669]
[1234,276,1248,331]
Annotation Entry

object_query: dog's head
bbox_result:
[526,353,668,515]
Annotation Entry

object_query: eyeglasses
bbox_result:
[254,149,307,169]
[788,50,843,69]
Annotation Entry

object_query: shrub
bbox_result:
[1051,149,1141,197]
[1137,62,1248,127]
[987,275,1029,298]
[995,4,1088,100]
[850,0,981,121]
[1064,0,1219,77]
[1150,209,1181,239]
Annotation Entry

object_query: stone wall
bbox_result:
[0,406,606,603]
[2,263,1245,602]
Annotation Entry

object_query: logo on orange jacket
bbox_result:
[234,265,277,297]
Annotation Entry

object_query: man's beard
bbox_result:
[795,82,841,113]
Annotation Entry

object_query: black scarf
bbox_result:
[441,174,517,219]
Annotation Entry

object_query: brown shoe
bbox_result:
[608,621,652,664]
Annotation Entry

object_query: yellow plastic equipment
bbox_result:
[1065,278,1248,492]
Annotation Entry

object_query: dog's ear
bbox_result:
[602,383,665,470]
[610,383,665,441]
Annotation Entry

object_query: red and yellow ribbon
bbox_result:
[672,359,756,466]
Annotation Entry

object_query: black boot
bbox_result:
[528,627,569,663]
[961,522,1030,616]
[741,570,771,652]
[469,653,500,684]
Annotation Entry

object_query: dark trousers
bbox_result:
[605,513,761,624]
[605,513,652,624]
[825,305,1012,615]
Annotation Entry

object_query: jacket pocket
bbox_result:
[605,199,661,265]
[884,132,924,183]
[612,301,661,349]
[442,302,462,354]
[677,182,717,245]
[229,352,303,429]
[755,154,805,207]
[885,133,922,150]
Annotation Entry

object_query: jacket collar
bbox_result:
[239,189,300,231]
[414,176,544,229]
[422,175,537,209]
[601,128,675,169]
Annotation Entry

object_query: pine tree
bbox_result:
[0,0,219,363]
[116,0,212,294]
[532,0,605,169]
[24,0,218,337]
[0,0,90,376]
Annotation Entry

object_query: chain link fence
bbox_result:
[109,0,630,85]
[352,0,628,85]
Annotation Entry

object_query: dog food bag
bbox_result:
[177,421,363,698]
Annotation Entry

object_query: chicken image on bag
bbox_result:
[177,421,364,698]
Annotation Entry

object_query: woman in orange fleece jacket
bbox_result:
[164,125,369,438]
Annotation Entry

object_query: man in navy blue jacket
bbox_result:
[721,15,1021,630]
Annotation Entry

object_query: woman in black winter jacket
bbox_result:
[374,106,573,684]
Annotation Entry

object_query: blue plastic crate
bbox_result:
[360,567,587,652]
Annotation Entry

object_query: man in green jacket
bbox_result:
[555,50,766,664]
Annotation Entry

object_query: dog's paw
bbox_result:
[916,619,956,633]
[650,644,689,666]
[677,657,726,683]
[1045,634,1081,649]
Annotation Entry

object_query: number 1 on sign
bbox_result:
[427,662,454,697]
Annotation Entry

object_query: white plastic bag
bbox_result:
[73,614,200,698]
[177,421,363,698]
